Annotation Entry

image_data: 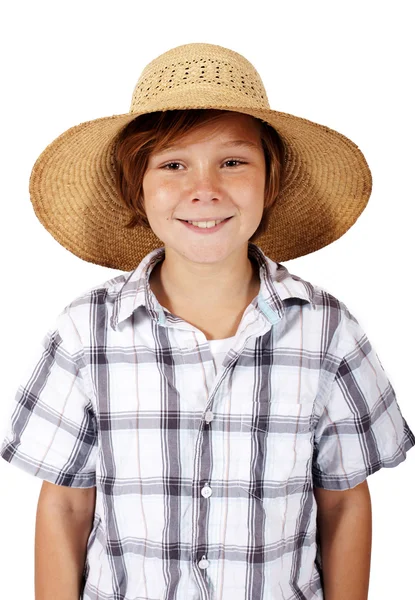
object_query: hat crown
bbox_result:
[129,42,270,113]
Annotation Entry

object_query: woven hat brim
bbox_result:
[29,105,372,270]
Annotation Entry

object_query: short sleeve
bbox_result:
[312,308,415,490]
[0,309,98,488]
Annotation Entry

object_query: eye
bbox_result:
[160,159,247,170]
[224,159,246,167]
[161,162,182,170]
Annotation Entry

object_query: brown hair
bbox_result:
[113,109,285,242]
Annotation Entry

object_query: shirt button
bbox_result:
[201,484,212,498]
[205,410,214,423]
[198,555,209,569]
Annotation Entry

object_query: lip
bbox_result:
[178,217,232,222]
[178,216,233,233]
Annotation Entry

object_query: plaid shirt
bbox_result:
[1,242,414,600]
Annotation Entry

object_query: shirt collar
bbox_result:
[110,242,316,331]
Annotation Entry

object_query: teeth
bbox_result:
[187,219,225,228]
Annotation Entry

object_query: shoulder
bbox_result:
[288,269,355,326]
[50,270,133,345]
[305,280,375,376]
[287,271,365,357]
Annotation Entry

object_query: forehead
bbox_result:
[211,111,261,127]
[161,112,262,151]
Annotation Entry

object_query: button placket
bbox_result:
[204,410,214,424]
[201,482,212,498]
[198,554,209,569]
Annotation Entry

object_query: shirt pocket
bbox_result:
[237,399,314,509]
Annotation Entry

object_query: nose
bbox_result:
[188,164,222,203]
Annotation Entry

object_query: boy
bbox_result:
[1,43,414,600]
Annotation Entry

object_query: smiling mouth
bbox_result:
[178,217,232,223]
[178,216,233,231]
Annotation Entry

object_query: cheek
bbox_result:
[143,180,177,215]
[237,180,265,209]
[142,174,159,202]
[236,172,265,195]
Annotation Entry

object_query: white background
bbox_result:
[0,1,414,598]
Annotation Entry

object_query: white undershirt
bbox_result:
[160,304,237,369]
[208,335,237,370]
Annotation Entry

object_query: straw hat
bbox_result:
[29,42,372,270]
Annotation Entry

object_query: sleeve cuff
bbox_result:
[312,431,415,490]
[0,441,96,488]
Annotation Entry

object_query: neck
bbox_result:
[149,248,260,315]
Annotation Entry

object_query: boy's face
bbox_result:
[142,111,266,265]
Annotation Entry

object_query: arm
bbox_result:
[313,480,372,600]
[35,480,96,600]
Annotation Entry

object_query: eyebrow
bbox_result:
[159,139,261,152]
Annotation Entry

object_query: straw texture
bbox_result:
[29,43,372,270]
